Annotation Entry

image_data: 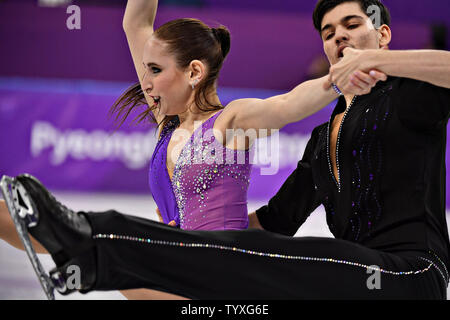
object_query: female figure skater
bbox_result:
[113,0,383,229]
[0,0,385,299]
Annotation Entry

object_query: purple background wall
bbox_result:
[0,0,449,206]
[0,1,446,89]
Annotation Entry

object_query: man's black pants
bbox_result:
[81,210,448,300]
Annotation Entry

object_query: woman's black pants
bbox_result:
[81,210,448,300]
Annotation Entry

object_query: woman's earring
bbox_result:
[191,79,199,89]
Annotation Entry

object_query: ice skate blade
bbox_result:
[0,175,56,300]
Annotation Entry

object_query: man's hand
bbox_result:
[156,207,176,227]
[326,47,387,95]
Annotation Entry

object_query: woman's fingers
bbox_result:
[155,207,163,223]
[155,208,176,227]
[352,70,387,87]
[349,70,388,95]
[347,74,367,94]
[353,71,376,87]
[369,70,388,81]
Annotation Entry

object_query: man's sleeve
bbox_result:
[255,128,321,236]
[394,78,450,130]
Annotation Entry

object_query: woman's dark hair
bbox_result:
[109,18,231,129]
[313,0,391,32]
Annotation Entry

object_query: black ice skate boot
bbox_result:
[15,174,97,294]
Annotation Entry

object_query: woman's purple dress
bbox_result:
[149,110,252,230]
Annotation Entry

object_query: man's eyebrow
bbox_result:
[320,23,333,35]
[320,15,365,34]
[342,15,365,23]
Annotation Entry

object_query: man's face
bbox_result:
[320,2,382,65]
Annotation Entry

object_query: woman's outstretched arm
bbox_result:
[222,72,384,138]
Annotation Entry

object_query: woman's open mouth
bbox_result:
[151,96,160,107]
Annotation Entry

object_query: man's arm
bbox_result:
[367,49,450,89]
[345,49,450,130]
[246,127,323,235]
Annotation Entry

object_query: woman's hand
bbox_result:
[326,48,387,95]
[155,207,176,227]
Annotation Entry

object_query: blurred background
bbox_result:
[0,0,449,299]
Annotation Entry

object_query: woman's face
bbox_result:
[142,36,192,116]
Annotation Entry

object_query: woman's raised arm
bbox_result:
[122,0,163,123]
[123,0,158,29]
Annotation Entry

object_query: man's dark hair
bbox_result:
[313,0,391,32]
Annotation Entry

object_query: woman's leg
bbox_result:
[0,199,48,253]
[84,210,447,300]
[120,288,189,300]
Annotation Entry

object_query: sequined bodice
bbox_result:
[149,110,252,230]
